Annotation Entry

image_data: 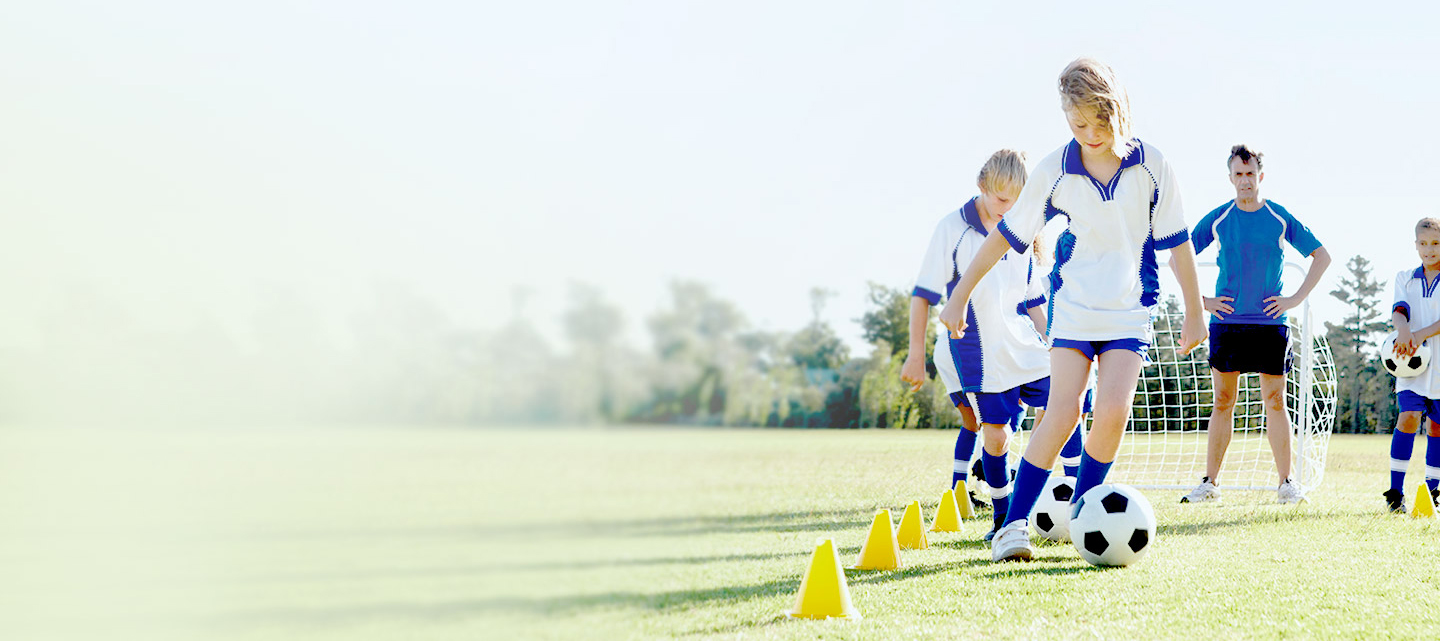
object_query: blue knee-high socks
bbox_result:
[953,429,978,489]
[1391,429,1416,492]
[982,449,1011,528]
[1074,450,1114,504]
[1002,459,1050,528]
[1427,434,1440,495]
[1059,421,1085,478]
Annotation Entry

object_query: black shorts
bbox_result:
[1208,322,1291,375]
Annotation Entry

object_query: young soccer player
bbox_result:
[1180,145,1331,505]
[940,58,1206,562]
[900,149,1056,538]
[1385,218,1440,513]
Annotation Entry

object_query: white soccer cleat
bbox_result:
[1180,480,1220,504]
[990,519,1034,562]
[1277,479,1307,504]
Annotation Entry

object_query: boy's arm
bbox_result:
[938,233,1011,338]
[1264,247,1333,318]
[1167,240,1208,354]
[1027,305,1048,342]
[901,297,932,391]
[1392,273,1417,357]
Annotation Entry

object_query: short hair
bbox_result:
[977,149,1027,195]
[1417,218,1440,237]
[1228,144,1264,172]
[1058,58,1134,159]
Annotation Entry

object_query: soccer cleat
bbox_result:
[1277,479,1307,504]
[969,493,989,511]
[1180,479,1220,504]
[990,520,1034,562]
[983,526,997,544]
[1383,489,1405,513]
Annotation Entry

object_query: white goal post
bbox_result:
[1008,261,1337,493]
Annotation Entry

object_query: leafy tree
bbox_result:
[787,287,849,370]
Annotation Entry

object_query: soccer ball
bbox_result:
[1382,332,1430,378]
[1070,484,1156,567]
[1031,475,1076,542]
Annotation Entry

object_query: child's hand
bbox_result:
[1396,328,1417,359]
[1204,296,1235,320]
[1179,312,1207,356]
[938,298,969,339]
[900,352,927,392]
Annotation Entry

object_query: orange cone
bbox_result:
[896,500,928,549]
[786,538,860,620]
[852,510,900,570]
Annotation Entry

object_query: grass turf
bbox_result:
[3,426,1438,639]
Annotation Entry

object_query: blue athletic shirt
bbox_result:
[1190,200,1323,325]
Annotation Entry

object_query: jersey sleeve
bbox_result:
[1275,205,1323,257]
[912,218,954,304]
[1189,208,1219,255]
[996,153,1060,254]
[1395,272,1412,321]
[1149,151,1189,250]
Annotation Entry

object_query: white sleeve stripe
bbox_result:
[1263,202,1287,249]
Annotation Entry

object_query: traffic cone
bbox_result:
[931,489,962,532]
[852,510,900,571]
[954,479,976,519]
[896,500,928,549]
[1412,483,1436,519]
[786,538,860,620]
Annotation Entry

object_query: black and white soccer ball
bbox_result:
[1031,475,1076,542]
[1382,332,1430,378]
[1070,483,1156,567]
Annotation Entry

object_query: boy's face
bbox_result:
[979,187,1020,217]
[1418,229,1440,267]
[1065,107,1114,158]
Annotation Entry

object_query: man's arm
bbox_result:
[1264,247,1333,318]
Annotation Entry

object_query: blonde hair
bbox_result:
[977,149,1027,196]
[1058,58,1134,159]
[1417,218,1440,237]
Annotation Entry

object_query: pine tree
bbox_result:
[1324,256,1390,432]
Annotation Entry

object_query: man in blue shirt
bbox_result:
[1180,145,1332,505]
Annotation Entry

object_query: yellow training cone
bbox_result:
[931,489,962,533]
[954,479,976,519]
[786,538,860,620]
[852,510,901,571]
[896,500,928,549]
[1413,483,1436,519]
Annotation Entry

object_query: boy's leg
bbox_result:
[1059,414,1086,478]
[1073,348,1146,502]
[1426,416,1440,500]
[1389,410,1422,512]
[980,422,1012,535]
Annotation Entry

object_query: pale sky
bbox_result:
[1,1,1436,354]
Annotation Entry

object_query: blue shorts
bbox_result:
[967,377,1050,427]
[948,391,971,409]
[1397,390,1440,425]
[1053,338,1150,362]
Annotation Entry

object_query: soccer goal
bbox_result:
[1010,262,1337,493]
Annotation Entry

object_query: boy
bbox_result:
[1180,145,1331,505]
[1386,218,1440,512]
[900,149,1056,538]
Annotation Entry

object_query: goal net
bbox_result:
[1006,263,1337,493]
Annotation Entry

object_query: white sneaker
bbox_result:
[1180,480,1220,503]
[1277,479,1307,504]
[990,519,1034,562]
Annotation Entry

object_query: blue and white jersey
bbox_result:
[996,139,1189,342]
[913,197,1049,394]
[1191,200,1323,325]
[1394,267,1440,399]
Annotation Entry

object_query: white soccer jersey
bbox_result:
[996,140,1190,342]
[1394,267,1440,399]
[913,197,1049,394]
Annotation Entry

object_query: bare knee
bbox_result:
[1398,412,1422,434]
[1261,385,1285,413]
[1213,387,1238,413]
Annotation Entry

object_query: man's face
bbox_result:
[1228,157,1263,200]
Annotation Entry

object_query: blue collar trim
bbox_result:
[1062,139,1145,201]
[961,197,987,236]
[1416,266,1440,297]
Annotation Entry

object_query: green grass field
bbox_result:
[3,426,1439,640]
